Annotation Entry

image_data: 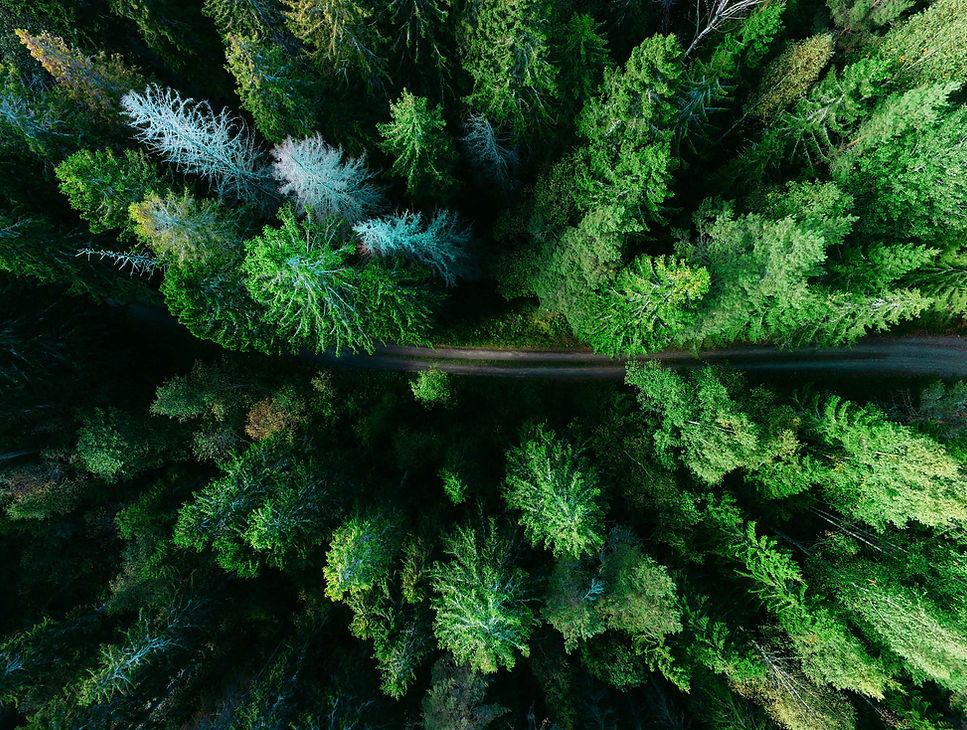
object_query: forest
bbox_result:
[2,0,967,727]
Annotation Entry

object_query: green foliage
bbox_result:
[594,528,682,647]
[224,34,316,144]
[16,29,145,120]
[324,510,401,602]
[879,0,967,85]
[130,190,242,267]
[627,363,760,484]
[834,557,967,692]
[242,206,363,352]
[174,436,332,576]
[576,33,681,228]
[56,148,170,239]
[831,84,967,247]
[749,34,834,122]
[411,368,454,408]
[73,408,177,483]
[242,205,434,353]
[282,0,386,87]
[422,656,509,730]
[581,254,710,356]
[543,527,682,655]
[430,518,533,673]
[799,394,967,530]
[503,423,605,559]
[378,89,457,199]
[676,193,926,347]
[460,0,558,138]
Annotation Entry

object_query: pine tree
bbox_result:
[121,84,276,204]
[15,29,145,119]
[748,34,834,122]
[55,148,170,239]
[421,656,509,729]
[203,0,290,40]
[581,254,710,356]
[129,191,242,267]
[377,89,457,199]
[831,83,967,247]
[386,0,451,94]
[282,0,386,87]
[626,363,761,485]
[555,13,611,132]
[271,134,385,224]
[575,33,681,228]
[460,0,558,138]
[430,518,533,673]
[353,209,473,286]
[324,511,402,603]
[503,424,606,560]
[241,205,365,353]
[832,557,967,692]
[593,528,682,648]
[458,113,517,189]
[174,435,332,577]
[798,394,967,529]
[0,67,98,162]
[879,0,967,85]
[224,34,316,144]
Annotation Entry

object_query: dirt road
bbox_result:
[305,336,967,378]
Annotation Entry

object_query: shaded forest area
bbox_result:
[3,0,967,728]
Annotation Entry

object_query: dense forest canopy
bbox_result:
[2,0,967,727]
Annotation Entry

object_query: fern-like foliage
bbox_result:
[121,84,275,204]
[271,134,385,223]
[353,210,474,286]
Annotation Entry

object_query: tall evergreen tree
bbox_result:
[575,33,681,229]
[430,518,533,673]
[271,134,385,223]
[460,0,558,138]
[503,424,605,560]
[353,209,473,286]
[378,89,457,199]
[121,84,276,204]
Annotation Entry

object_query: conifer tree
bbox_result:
[56,148,170,240]
[378,89,457,199]
[121,84,275,204]
[582,254,710,355]
[386,0,451,93]
[626,363,760,484]
[282,0,386,87]
[458,113,517,189]
[353,209,473,286]
[324,510,402,604]
[130,191,242,267]
[503,424,606,560]
[460,0,558,138]
[879,0,967,84]
[16,29,145,119]
[798,394,967,529]
[575,33,681,229]
[271,134,384,224]
[224,34,316,144]
[831,556,967,692]
[174,435,332,577]
[831,83,967,247]
[241,205,365,353]
[430,518,533,673]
